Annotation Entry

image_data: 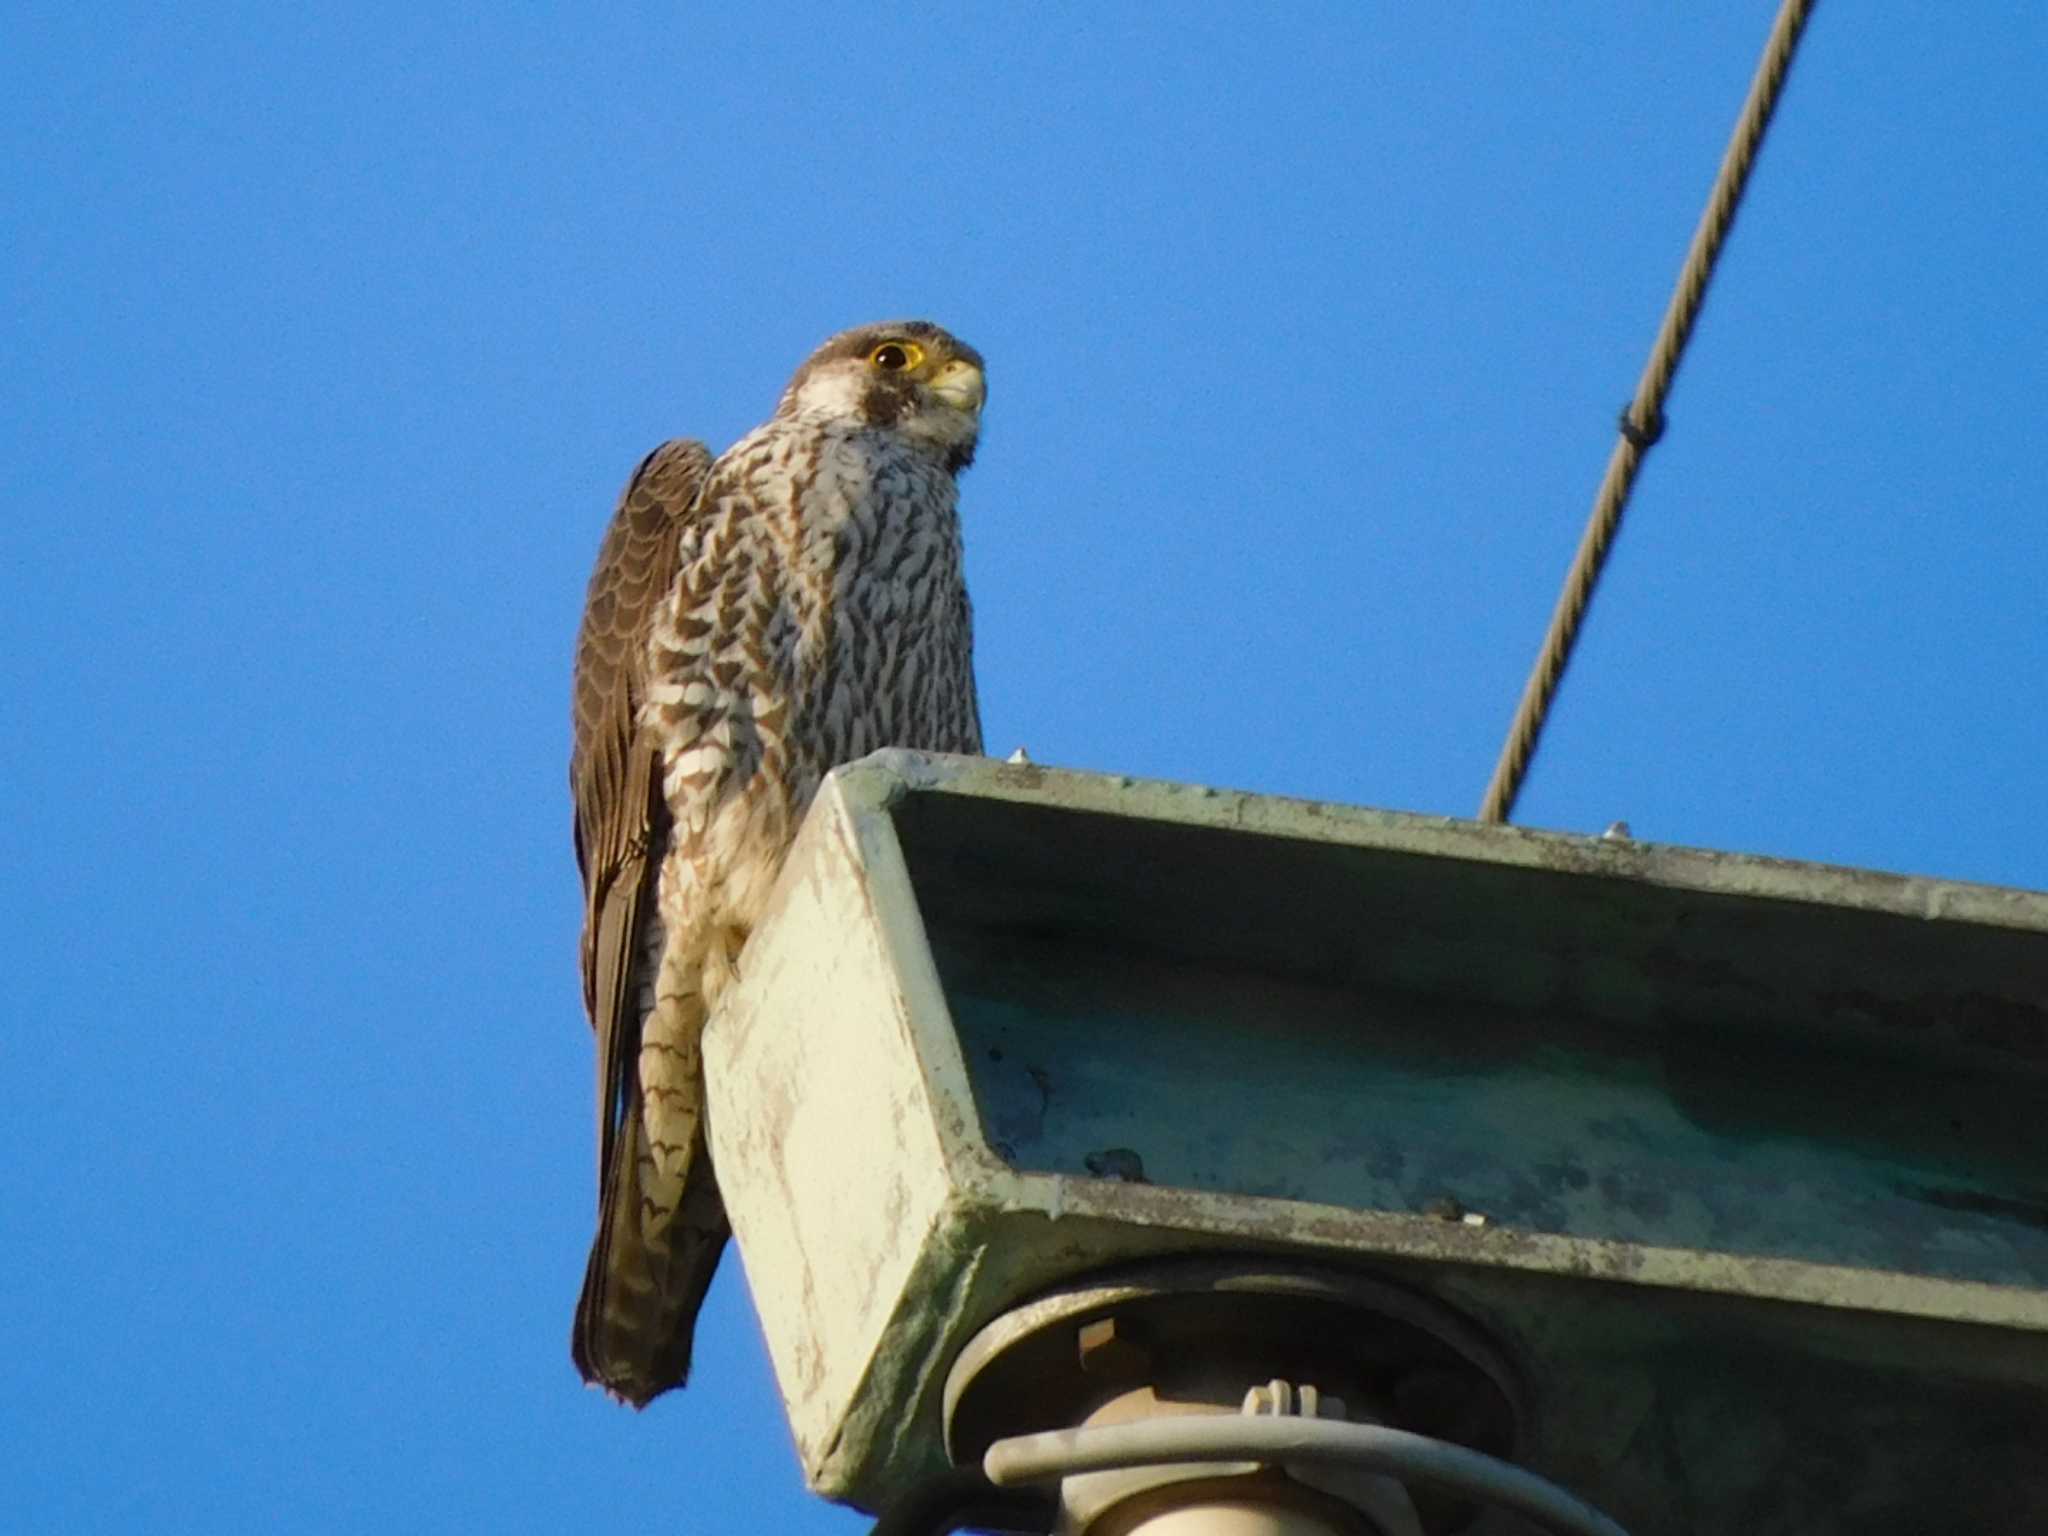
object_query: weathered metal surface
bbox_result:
[703,750,2048,1532]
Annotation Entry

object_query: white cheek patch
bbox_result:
[787,364,870,420]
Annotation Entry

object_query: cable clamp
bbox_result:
[1617,404,1665,449]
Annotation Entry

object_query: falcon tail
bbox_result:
[572,1101,730,1408]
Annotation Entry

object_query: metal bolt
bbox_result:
[1243,1380,1347,1422]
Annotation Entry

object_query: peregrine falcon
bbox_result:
[569,321,987,1406]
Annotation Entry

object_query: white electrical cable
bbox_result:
[985,1417,1629,1536]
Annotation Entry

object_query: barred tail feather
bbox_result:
[572,1102,730,1407]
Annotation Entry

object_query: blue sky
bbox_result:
[4,5,2044,1532]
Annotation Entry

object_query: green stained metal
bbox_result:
[703,751,2048,1533]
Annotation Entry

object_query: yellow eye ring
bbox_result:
[867,340,925,373]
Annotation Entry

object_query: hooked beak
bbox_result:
[928,358,986,415]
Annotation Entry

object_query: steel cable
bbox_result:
[1478,0,1817,824]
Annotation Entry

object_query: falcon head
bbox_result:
[775,320,987,473]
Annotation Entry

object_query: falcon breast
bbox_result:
[568,320,988,1406]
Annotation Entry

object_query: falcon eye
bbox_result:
[867,340,924,373]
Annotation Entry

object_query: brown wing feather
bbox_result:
[569,439,712,1201]
[571,439,738,1405]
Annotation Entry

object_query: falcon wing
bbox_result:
[570,439,713,1186]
